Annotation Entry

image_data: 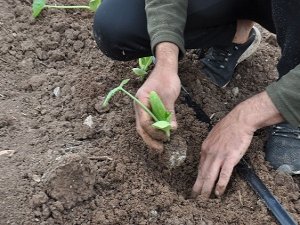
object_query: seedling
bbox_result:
[103,79,172,137]
[132,56,153,79]
[32,0,101,18]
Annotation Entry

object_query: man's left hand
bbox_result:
[191,91,283,198]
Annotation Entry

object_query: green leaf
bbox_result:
[152,121,171,130]
[119,79,130,88]
[132,68,147,77]
[149,91,171,121]
[152,121,171,137]
[102,79,130,107]
[102,87,120,107]
[138,56,153,71]
[144,56,153,68]
[32,0,46,18]
[89,0,101,11]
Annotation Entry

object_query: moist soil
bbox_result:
[0,0,299,224]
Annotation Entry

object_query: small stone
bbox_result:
[149,209,158,218]
[232,87,239,97]
[53,87,61,97]
[32,174,41,183]
[83,115,93,128]
[0,150,15,157]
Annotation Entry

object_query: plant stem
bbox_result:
[120,88,159,122]
[44,5,91,10]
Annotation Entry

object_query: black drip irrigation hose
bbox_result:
[181,86,298,225]
[237,159,298,225]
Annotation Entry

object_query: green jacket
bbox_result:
[145,0,300,127]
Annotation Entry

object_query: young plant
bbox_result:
[132,56,153,79]
[103,79,172,137]
[32,0,101,18]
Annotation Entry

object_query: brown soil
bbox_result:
[0,0,299,224]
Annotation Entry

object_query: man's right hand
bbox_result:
[135,42,181,152]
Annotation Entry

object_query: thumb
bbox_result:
[164,103,177,130]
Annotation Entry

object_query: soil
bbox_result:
[0,0,299,224]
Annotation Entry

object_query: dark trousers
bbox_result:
[93,0,300,77]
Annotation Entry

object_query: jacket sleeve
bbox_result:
[145,0,188,57]
[266,64,300,127]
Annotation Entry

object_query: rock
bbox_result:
[83,115,94,128]
[0,150,15,157]
[232,87,239,97]
[32,174,41,183]
[53,87,61,97]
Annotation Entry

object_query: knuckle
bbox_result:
[219,171,230,180]
[203,175,212,181]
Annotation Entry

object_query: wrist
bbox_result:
[155,42,179,72]
[234,91,284,131]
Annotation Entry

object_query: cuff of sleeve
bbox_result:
[266,82,299,127]
[151,33,185,59]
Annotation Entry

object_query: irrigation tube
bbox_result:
[181,87,298,225]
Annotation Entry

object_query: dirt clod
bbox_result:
[41,154,96,209]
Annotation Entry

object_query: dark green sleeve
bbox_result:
[266,64,300,127]
[145,0,188,57]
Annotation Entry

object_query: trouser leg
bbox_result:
[93,0,237,61]
[271,0,300,77]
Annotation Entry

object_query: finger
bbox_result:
[191,171,203,198]
[168,109,178,130]
[136,120,164,153]
[190,148,207,198]
[200,158,222,198]
[140,119,168,141]
[215,160,235,197]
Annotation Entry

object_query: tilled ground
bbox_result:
[0,0,299,224]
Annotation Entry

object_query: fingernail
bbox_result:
[215,190,220,197]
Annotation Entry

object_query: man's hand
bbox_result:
[135,42,181,152]
[192,91,284,198]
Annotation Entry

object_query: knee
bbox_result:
[93,7,131,61]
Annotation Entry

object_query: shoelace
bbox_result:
[272,125,300,139]
[204,45,239,69]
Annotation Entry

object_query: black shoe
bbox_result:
[265,122,300,175]
[199,26,261,87]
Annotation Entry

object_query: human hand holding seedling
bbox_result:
[134,42,180,152]
[103,75,179,151]
[32,0,101,18]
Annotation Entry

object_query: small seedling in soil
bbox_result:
[132,56,153,79]
[103,79,172,137]
[32,0,101,18]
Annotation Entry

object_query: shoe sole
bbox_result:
[222,26,262,88]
